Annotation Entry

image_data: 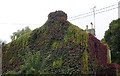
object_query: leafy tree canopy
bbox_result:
[11,26,31,41]
[0,39,6,45]
[104,18,120,64]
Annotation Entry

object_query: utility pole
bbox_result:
[93,6,96,29]
[91,6,96,36]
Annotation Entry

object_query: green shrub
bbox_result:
[19,51,41,74]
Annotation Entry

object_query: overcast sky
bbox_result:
[0,0,119,43]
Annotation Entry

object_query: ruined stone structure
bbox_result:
[2,11,120,75]
[48,11,67,21]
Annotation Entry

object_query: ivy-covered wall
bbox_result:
[2,31,31,72]
[2,11,120,75]
[88,33,108,65]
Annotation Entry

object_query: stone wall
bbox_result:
[48,11,67,21]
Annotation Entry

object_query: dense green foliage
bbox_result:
[3,19,90,74]
[11,26,31,41]
[6,51,44,74]
[3,11,118,75]
[104,18,120,64]
[5,50,68,74]
[2,31,31,73]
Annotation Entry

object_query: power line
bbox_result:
[68,11,93,19]
[69,4,118,21]
[69,13,93,21]
[0,3,118,25]
[95,4,117,12]
[0,23,40,25]
[96,6,118,15]
[68,3,118,21]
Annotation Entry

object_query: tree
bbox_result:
[0,39,6,45]
[104,18,120,64]
[11,26,31,41]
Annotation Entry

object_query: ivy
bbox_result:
[3,11,117,75]
[53,57,62,67]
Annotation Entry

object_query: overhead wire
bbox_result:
[68,11,93,19]
[69,3,118,21]
[0,23,40,25]
[0,3,119,24]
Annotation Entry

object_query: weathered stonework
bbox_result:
[48,11,67,21]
